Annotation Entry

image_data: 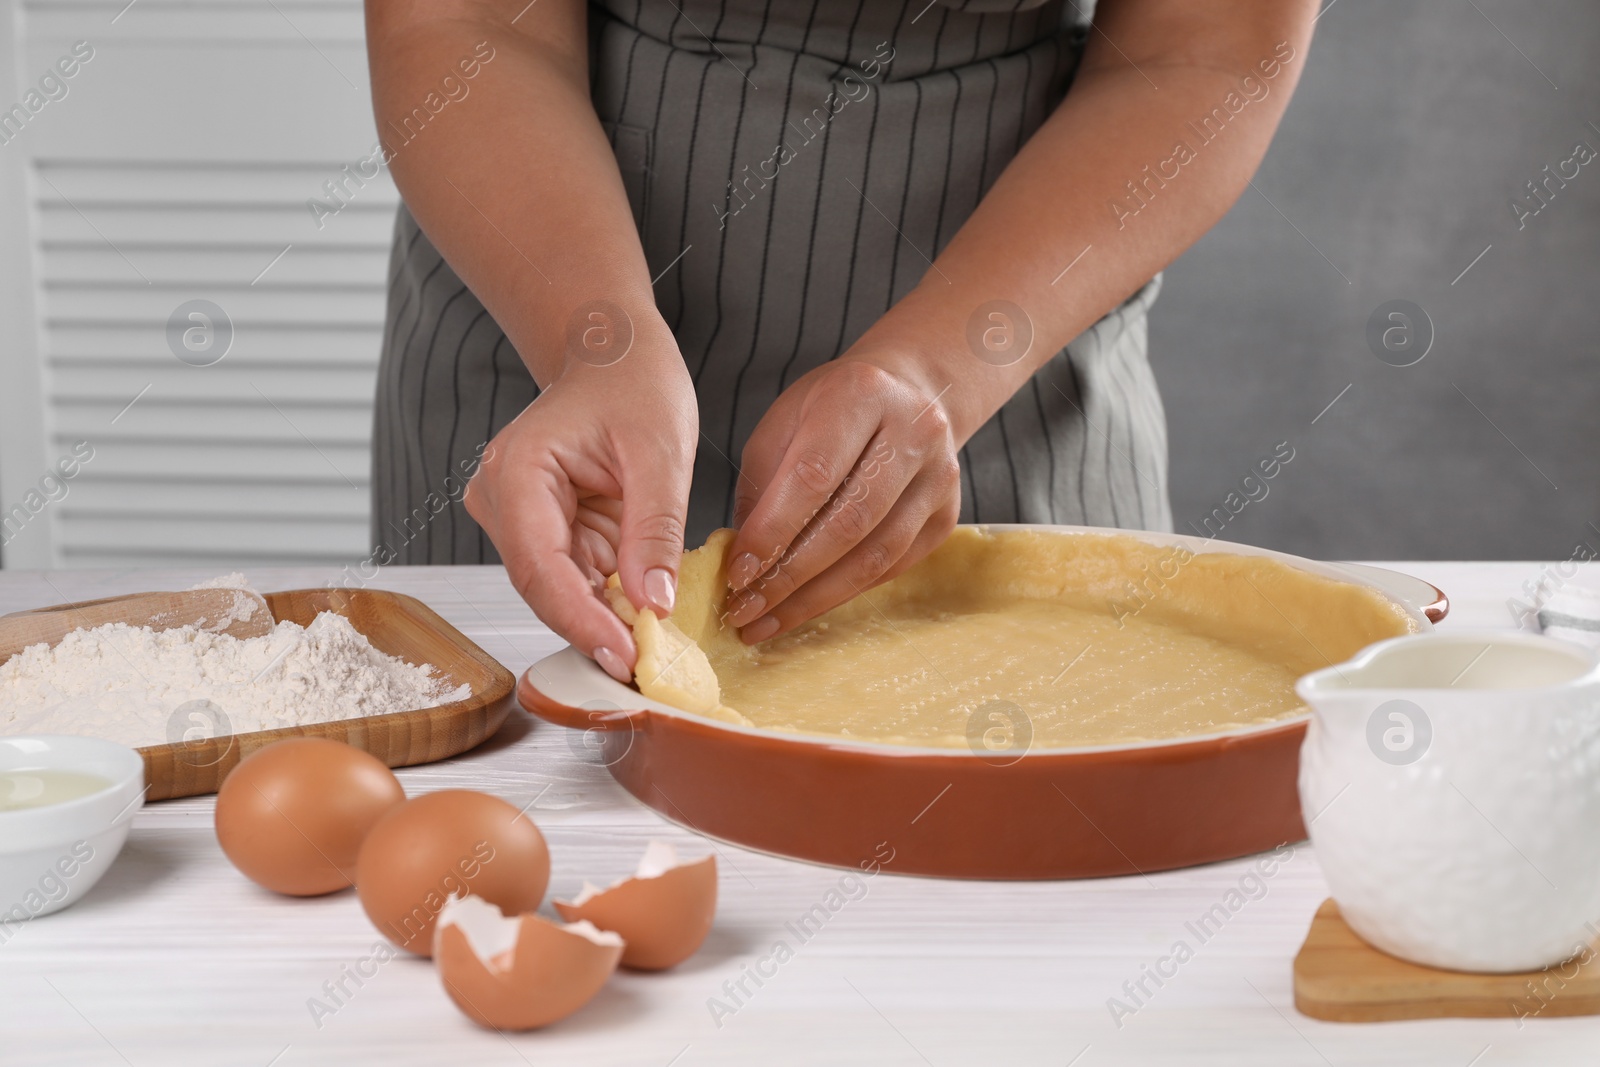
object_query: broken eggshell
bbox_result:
[434,894,623,1031]
[553,840,716,970]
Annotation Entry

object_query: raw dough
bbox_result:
[603,571,746,726]
[615,528,1416,749]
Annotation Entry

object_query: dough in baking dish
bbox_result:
[613,527,1416,749]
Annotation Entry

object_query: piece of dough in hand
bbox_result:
[633,608,722,714]
[603,569,748,726]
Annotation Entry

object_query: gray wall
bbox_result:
[1150,0,1598,561]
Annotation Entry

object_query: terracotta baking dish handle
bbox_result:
[517,667,650,733]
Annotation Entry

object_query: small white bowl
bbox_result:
[0,735,145,924]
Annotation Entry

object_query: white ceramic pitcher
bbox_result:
[1297,630,1600,973]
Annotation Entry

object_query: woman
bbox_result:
[365,0,1316,682]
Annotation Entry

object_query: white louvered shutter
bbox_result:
[0,0,395,568]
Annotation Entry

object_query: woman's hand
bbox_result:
[465,342,697,681]
[725,357,962,643]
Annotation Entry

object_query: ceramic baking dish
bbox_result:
[519,525,1446,880]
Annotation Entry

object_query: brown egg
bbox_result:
[356,790,550,957]
[215,737,406,897]
[553,841,717,970]
[435,895,623,1031]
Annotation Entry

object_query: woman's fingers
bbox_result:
[738,476,961,642]
[614,435,693,618]
[472,469,637,681]
[727,364,888,593]
[724,433,915,626]
[727,361,962,628]
[576,497,623,548]
[571,519,618,582]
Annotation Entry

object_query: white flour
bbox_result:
[0,581,471,748]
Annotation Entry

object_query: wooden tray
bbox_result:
[7,588,516,801]
[1293,899,1600,1022]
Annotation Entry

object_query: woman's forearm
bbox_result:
[365,0,673,385]
[849,0,1319,443]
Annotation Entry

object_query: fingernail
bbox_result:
[742,615,780,644]
[728,552,762,590]
[594,646,631,683]
[728,590,766,625]
[644,567,676,615]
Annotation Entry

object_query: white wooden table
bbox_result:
[1,560,1593,1066]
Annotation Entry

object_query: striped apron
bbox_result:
[372,0,1172,564]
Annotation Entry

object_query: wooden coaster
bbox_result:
[1294,900,1600,1022]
